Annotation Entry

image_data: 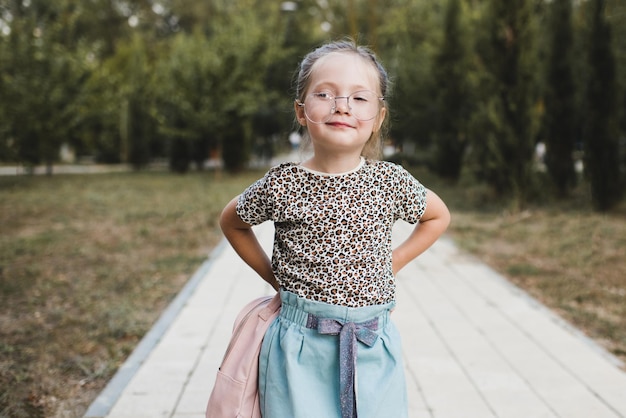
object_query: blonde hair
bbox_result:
[294,39,390,160]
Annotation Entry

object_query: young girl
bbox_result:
[220,40,450,418]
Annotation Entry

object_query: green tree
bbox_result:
[431,0,472,182]
[378,1,441,152]
[469,0,541,204]
[152,31,221,173]
[583,0,622,211]
[0,0,89,172]
[125,36,157,169]
[604,0,626,177]
[543,0,577,196]
[84,34,158,168]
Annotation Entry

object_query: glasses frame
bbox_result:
[296,90,385,124]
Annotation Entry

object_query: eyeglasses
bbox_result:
[296,90,384,124]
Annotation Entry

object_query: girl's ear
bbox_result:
[294,100,307,126]
[373,107,387,133]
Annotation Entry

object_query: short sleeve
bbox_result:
[394,165,427,224]
[236,175,272,226]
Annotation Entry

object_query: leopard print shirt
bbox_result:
[236,159,427,307]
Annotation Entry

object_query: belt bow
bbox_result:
[306,315,379,418]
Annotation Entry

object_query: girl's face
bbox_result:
[295,52,386,156]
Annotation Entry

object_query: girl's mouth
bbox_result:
[326,121,354,128]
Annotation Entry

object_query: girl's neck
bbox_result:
[301,153,364,174]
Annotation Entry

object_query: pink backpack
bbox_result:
[206,293,281,418]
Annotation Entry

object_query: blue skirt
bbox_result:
[258,290,408,418]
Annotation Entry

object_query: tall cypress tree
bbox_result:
[543,0,577,196]
[432,0,471,182]
[584,0,622,211]
[470,0,539,203]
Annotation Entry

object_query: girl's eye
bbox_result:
[313,92,333,100]
[352,91,374,102]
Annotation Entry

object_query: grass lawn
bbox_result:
[0,170,263,417]
[0,167,624,417]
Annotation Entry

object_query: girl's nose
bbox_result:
[333,96,351,113]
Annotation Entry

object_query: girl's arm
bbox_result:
[392,189,451,275]
[219,197,279,290]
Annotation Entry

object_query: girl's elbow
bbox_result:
[442,208,451,230]
[427,206,451,235]
[218,212,229,233]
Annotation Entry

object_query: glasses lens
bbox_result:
[303,91,381,124]
[348,91,380,121]
[303,92,334,124]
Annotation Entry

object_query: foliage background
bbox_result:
[1,0,624,206]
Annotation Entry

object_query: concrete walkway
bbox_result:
[84,221,626,418]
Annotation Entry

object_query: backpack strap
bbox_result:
[259,292,281,320]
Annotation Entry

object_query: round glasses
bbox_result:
[297,90,384,124]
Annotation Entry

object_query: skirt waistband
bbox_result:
[278,289,393,329]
